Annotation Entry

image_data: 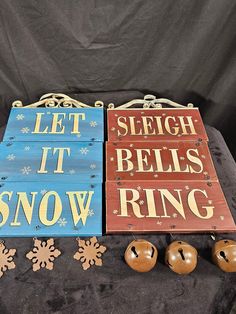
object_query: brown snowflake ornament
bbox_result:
[74,236,106,270]
[0,242,16,278]
[26,238,61,271]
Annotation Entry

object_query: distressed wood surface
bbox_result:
[106,141,217,182]
[0,182,102,237]
[106,181,235,233]
[3,108,104,142]
[0,141,103,183]
[107,108,208,142]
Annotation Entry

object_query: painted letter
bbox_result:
[11,192,38,226]
[39,191,62,226]
[66,191,94,226]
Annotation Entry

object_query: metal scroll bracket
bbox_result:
[12,93,104,109]
[11,93,193,109]
[108,94,194,109]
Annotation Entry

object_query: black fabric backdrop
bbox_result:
[0,0,236,157]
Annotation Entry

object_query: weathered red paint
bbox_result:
[106,181,235,233]
[107,108,208,142]
[106,141,217,182]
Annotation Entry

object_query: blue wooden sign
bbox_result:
[0,182,102,237]
[0,141,102,183]
[3,108,104,142]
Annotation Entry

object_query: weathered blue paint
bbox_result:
[0,141,103,183]
[3,108,104,142]
[0,182,102,237]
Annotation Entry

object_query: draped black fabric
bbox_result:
[0,0,236,156]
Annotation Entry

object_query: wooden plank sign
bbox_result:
[106,181,236,233]
[0,141,102,183]
[0,106,104,237]
[107,108,208,142]
[106,141,217,182]
[0,182,102,237]
[3,108,104,142]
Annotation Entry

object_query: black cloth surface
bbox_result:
[0,121,236,314]
[0,1,236,158]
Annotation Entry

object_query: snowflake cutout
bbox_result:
[74,237,106,270]
[201,155,206,159]
[156,221,162,225]
[80,147,89,155]
[69,169,75,175]
[203,171,208,175]
[180,157,185,160]
[137,186,142,191]
[21,166,32,175]
[173,213,178,218]
[163,146,167,150]
[139,200,144,205]
[185,185,190,190]
[208,200,213,205]
[153,174,158,178]
[130,172,134,176]
[113,209,118,214]
[111,127,116,131]
[194,119,198,122]
[177,134,182,137]
[88,209,95,217]
[175,123,179,126]
[110,157,114,161]
[220,216,224,221]
[24,146,30,151]
[76,134,81,138]
[21,127,30,133]
[137,120,141,124]
[26,238,61,271]
[7,154,15,161]
[58,218,67,227]
[129,144,134,147]
[90,121,97,127]
[40,189,47,195]
[162,113,166,116]
[16,114,25,120]
[144,136,148,139]
[0,243,16,278]
[90,164,96,169]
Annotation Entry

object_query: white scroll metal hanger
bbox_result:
[11,93,193,109]
[108,94,194,109]
[12,93,104,108]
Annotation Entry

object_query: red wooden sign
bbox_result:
[107,108,208,142]
[106,141,217,182]
[106,181,236,233]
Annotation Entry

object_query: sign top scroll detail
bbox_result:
[107,108,208,142]
[3,108,104,142]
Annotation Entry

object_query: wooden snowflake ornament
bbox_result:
[74,236,106,270]
[26,238,61,271]
[0,242,16,278]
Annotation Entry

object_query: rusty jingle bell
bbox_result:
[124,239,158,272]
[212,239,236,272]
[165,241,198,275]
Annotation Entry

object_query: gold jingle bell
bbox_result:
[165,241,198,275]
[124,239,158,272]
[212,239,236,272]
